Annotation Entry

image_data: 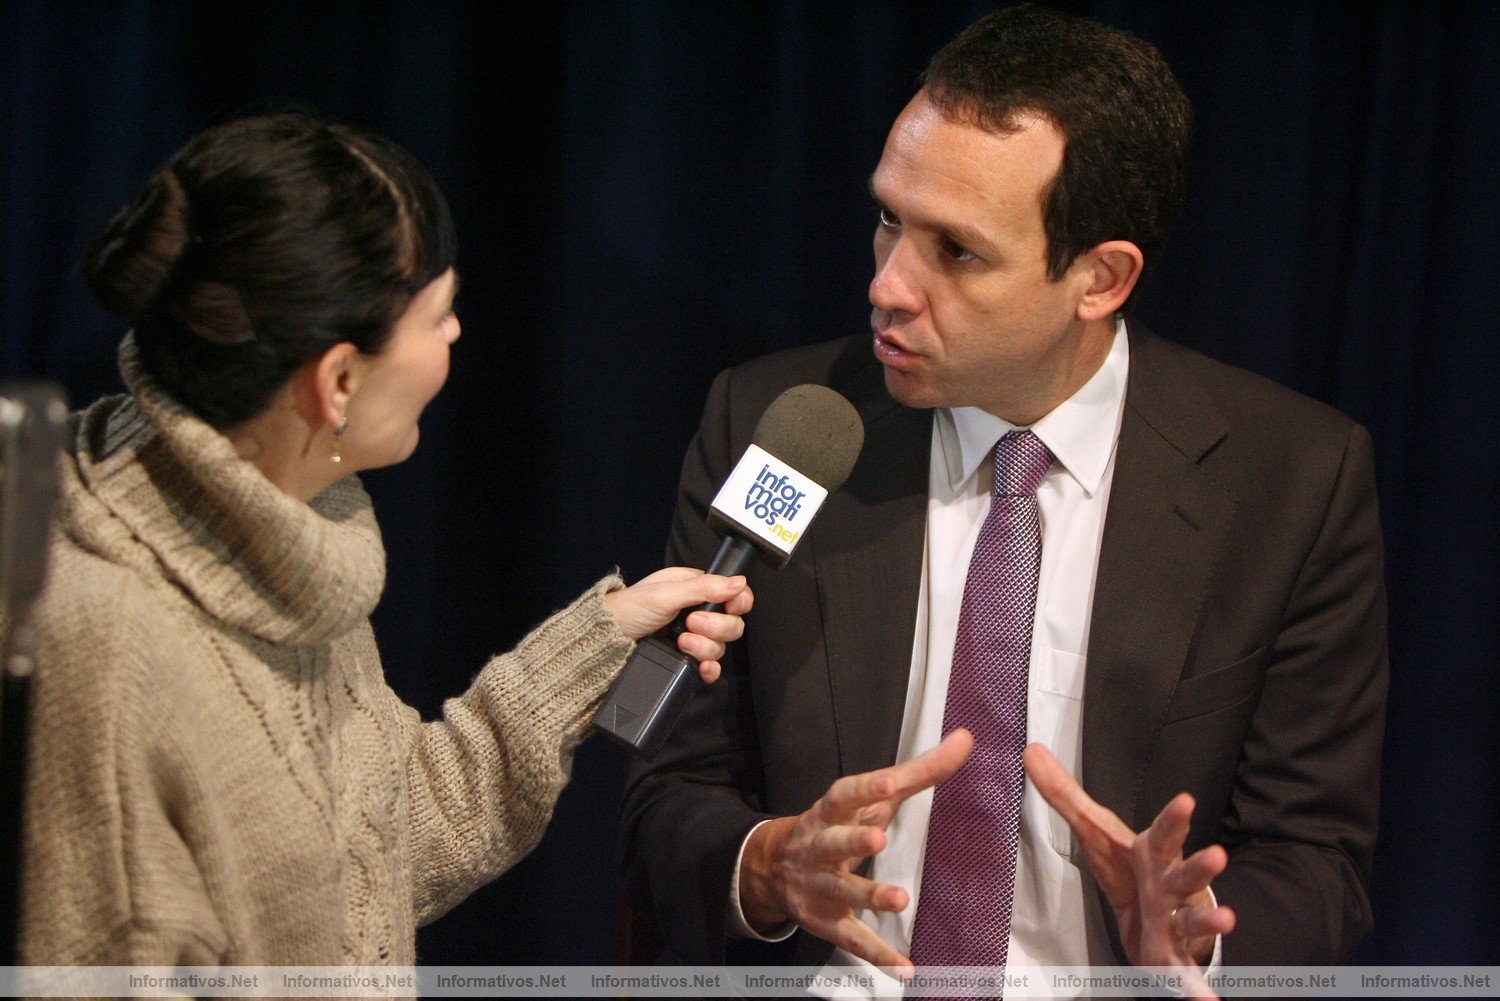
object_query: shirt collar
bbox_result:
[938,317,1130,498]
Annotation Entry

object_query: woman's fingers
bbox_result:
[683,609,746,644]
[721,584,755,615]
[607,569,751,640]
[675,587,753,681]
[633,566,703,584]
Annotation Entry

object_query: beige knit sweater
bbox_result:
[18,338,634,966]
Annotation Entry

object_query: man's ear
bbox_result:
[1075,240,1144,322]
[308,342,363,431]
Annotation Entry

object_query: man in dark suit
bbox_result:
[622,6,1386,993]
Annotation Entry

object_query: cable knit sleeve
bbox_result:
[392,575,635,924]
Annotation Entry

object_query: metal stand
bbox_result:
[0,383,68,965]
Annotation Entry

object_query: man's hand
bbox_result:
[1024,744,1236,1001]
[738,728,975,974]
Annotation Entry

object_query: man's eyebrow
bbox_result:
[940,220,1003,258]
[868,175,1003,259]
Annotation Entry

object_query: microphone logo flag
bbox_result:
[746,464,805,525]
[710,444,829,556]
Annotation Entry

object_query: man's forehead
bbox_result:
[872,95,1062,224]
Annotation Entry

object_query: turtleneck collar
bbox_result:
[59,334,387,646]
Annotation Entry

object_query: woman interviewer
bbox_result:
[18,114,750,966]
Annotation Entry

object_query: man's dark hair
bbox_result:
[922,4,1191,293]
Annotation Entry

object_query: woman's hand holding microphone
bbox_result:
[604,569,754,684]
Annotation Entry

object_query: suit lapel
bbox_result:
[813,379,930,779]
[1082,329,1240,827]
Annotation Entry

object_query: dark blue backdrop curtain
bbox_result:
[2,0,1494,967]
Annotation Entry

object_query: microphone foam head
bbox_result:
[751,385,864,492]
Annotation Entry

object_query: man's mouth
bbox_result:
[873,329,920,369]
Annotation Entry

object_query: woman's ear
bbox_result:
[1075,240,1144,322]
[309,342,362,430]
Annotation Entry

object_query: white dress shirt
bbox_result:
[811,320,1129,998]
[729,321,1217,997]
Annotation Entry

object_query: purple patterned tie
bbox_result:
[910,430,1053,980]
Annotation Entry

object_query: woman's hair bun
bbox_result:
[83,168,192,324]
[81,112,456,428]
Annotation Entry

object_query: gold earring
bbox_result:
[331,417,348,464]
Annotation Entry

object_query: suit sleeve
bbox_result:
[1214,422,1389,963]
[620,367,777,963]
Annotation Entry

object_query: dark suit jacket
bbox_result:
[621,325,1388,968]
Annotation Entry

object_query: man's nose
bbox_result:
[869,236,922,318]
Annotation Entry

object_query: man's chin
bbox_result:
[882,367,944,410]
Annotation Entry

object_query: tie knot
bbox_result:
[992,430,1053,497]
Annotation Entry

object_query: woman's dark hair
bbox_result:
[922,4,1191,303]
[83,113,456,428]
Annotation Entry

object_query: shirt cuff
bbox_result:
[726,818,797,941]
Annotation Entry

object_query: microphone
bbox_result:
[595,384,863,760]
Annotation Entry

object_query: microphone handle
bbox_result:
[695,533,758,612]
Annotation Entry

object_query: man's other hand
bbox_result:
[1024,743,1237,1001]
[738,728,975,975]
